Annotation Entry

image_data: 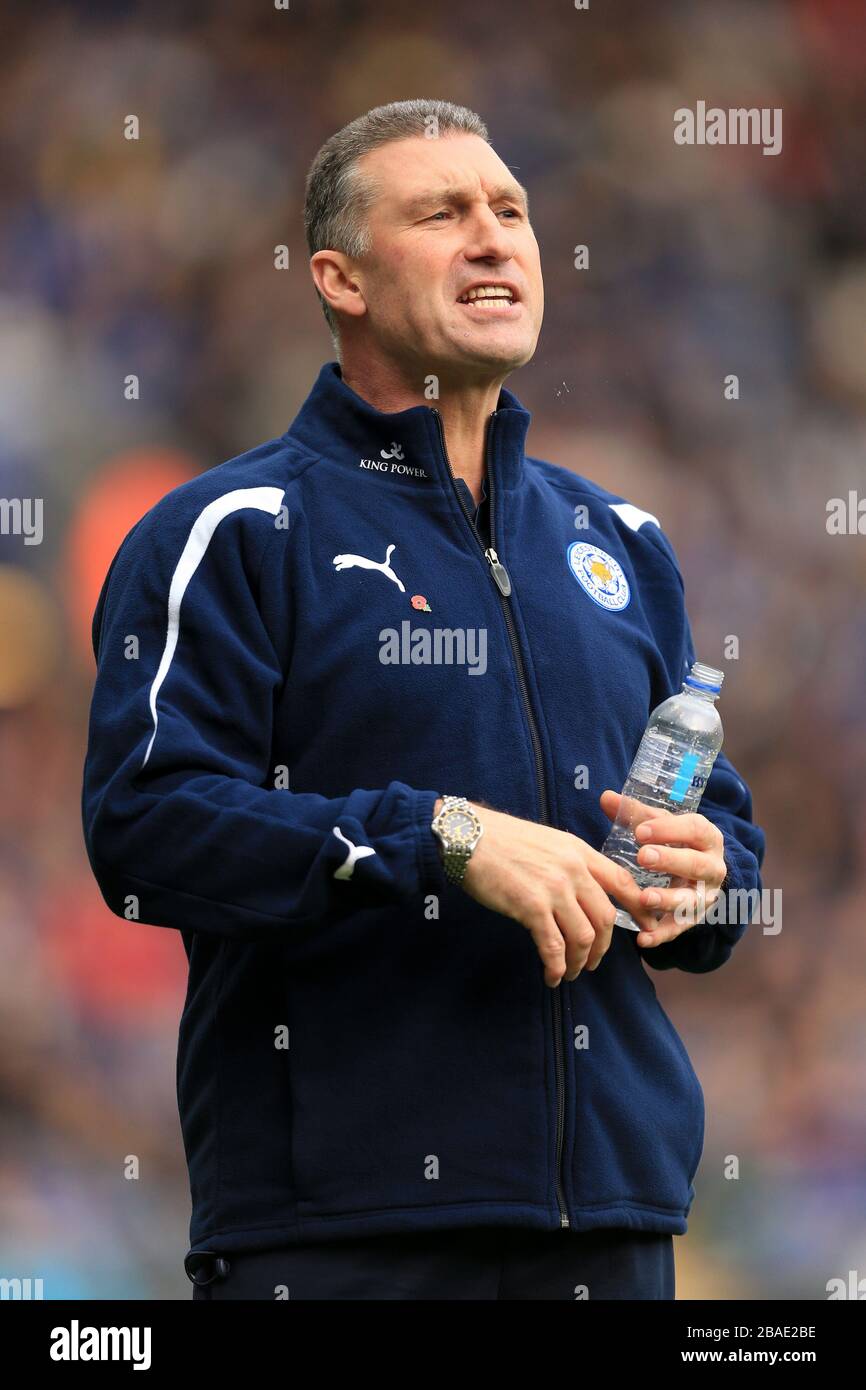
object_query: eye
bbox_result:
[425,206,522,223]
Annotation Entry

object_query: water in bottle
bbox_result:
[602,661,725,931]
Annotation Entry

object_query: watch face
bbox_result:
[445,810,476,843]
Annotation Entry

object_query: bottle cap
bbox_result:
[685,661,723,694]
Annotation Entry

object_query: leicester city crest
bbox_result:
[566,542,631,611]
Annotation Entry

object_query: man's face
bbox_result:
[341,132,544,378]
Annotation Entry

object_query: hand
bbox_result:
[599,790,727,948]
[451,801,663,987]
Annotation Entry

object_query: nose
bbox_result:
[463,205,517,264]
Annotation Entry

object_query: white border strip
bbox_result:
[141,486,285,768]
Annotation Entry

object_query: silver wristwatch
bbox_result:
[431,796,484,885]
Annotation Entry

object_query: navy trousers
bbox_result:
[187,1226,675,1300]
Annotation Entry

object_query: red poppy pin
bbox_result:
[410,594,431,612]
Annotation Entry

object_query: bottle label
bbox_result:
[669,751,701,803]
[631,731,713,806]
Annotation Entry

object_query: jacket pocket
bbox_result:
[654,998,705,1186]
[569,950,707,1218]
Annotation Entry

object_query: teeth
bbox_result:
[459,285,514,303]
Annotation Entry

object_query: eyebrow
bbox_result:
[402,181,530,218]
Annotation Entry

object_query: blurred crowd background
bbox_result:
[1,0,865,1299]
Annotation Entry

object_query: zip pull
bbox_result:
[485,547,512,596]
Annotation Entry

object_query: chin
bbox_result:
[457,338,536,370]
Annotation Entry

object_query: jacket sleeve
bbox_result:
[634,532,767,975]
[81,485,447,944]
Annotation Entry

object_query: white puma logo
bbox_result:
[332,543,405,593]
[332,825,377,880]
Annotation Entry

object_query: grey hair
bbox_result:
[303,99,491,353]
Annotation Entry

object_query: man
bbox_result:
[82,99,765,1301]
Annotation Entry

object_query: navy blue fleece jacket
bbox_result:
[82,361,765,1252]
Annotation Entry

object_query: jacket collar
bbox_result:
[284,361,532,495]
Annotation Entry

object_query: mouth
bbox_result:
[456,283,522,316]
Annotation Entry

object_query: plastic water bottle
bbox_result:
[602,661,725,931]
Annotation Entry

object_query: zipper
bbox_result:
[430,407,570,1229]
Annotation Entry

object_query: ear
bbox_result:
[310,250,367,321]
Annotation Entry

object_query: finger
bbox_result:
[635,911,694,947]
[635,920,681,947]
[634,888,690,946]
[574,875,618,971]
[527,909,569,988]
[636,842,721,884]
[636,881,720,945]
[586,851,667,933]
[635,812,720,851]
[599,788,647,830]
[585,845,641,894]
[640,872,723,916]
[638,882,705,920]
[551,890,597,981]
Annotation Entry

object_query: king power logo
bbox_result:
[359,440,428,478]
[360,458,429,478]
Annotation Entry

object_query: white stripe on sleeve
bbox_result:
[142,486,285,769]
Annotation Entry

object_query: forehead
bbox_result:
[358,133,525,214]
